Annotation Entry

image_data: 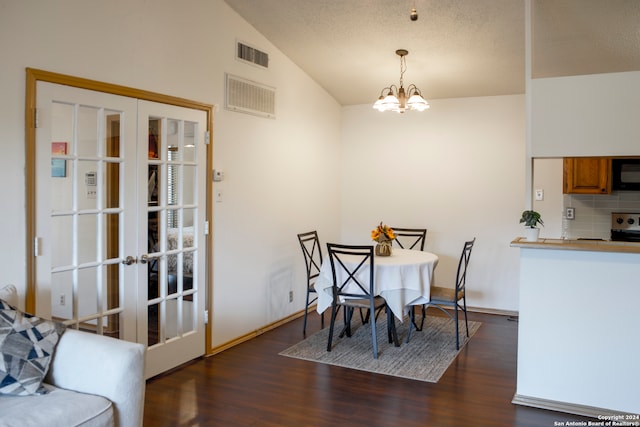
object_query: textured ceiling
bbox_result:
[223,0,640,106]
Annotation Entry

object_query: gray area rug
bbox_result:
[279,313,481,383]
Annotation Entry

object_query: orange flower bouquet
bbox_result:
[371,222,395,256]
[371,222,395,243]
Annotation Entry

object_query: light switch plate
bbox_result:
[535,189,544,201]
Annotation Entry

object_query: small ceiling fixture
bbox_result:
[373,49,429,114]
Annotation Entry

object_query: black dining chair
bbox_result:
[391,227,427,251]
[297,231,325,336]
[407,238,476,349]
[325,243,399,359]
[390,227,427,331]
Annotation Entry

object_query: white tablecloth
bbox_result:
[314,248,439,320]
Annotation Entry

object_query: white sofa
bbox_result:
[0,285,146,427]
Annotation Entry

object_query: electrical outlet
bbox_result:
[59,294,66,306]
[566,207,575,220]
[289,291,293,303]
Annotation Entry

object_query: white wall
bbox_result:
[532,71,640,157]
[532,158,563,238]
[0,0,342,347]
[340,95,526,312]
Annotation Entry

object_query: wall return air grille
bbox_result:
[236,42,269,68]
[225,74,276,119]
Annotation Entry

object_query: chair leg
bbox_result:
[339,306,353,338]
[463,297,469,338]
[370,305,378,359]
[303,290,311,336]
[406,306,415,343]
[326,303,339,352]
[387,306,399,347]
[454,304,460,351]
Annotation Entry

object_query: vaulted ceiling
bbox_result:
[223,0,640,106]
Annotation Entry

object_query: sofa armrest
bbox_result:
[46,329,146,427]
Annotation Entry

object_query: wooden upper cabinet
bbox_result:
[563,157,611,194]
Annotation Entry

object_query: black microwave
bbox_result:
[612,158,640,191]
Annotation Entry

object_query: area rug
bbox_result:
[279,313,481,383]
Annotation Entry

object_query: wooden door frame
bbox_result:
[24,68,214,352]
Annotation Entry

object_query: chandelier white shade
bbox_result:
[373,49,429,113]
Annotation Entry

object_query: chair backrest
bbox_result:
[326,243,375,300]
[297,231,323,289]
[455,238,476,294]
[391,227,427,251]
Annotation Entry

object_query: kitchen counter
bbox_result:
[512,237,640,417]
[510,237,640,253]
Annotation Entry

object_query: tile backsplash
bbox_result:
[563,192,640,240]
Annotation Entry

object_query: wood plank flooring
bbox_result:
[144,309,595,426]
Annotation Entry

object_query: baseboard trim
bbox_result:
[467,306,518,317]
[207,307,309,356]
[512,394,633,419]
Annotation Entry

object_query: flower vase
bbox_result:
[375,241,392,257]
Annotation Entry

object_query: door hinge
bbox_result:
[204,310,209,324]
[34,108,40,128]
[204,131,210,145]
[204,220,209,235]
[34,237,42,256]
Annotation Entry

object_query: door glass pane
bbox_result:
[183,165,195,205]
[184,121,196,162]
[167,254,178,295]
[51,270,73,321]
[148,165,159,206]
[51,160,74,212]
[104,313,121,339]
[167,119,180,156]
[183,297,194,333]
[77,267,98,319]
[77,106,99,158]
[148,119,160,160]
[148,303,160,346]
[78,160,99,210]
[104,212,119,262]
[103,263,120,311]
[166,299,178,339]
[105,112,121,158]
[51,102,74,152]
[183,263,194,292]
[105,161,120,209]
[168,163,179,208]
[78,214,98,264]
[183,208,195,230]
[51,216,73,268]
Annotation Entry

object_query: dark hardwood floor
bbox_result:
[144,309,595,426]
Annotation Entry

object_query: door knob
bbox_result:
[122,255,137,265]
[139,254,149,264]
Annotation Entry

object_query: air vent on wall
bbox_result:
[237,41,269,68]
[225,74,276,119]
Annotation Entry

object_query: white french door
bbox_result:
[34,82,207,378]
[138,100,207,378]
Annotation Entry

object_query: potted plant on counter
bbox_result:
[520,210,544,242]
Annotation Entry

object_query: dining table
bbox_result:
[314,248,439,321]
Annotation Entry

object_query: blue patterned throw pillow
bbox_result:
[0,299,66,395]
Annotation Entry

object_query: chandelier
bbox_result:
[373,49,430,113]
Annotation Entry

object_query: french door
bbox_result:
[34,81,207,378]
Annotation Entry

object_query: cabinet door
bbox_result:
[563,157,611,194]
